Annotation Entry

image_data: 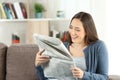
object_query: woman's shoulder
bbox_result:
[94,40,105,45]
[85,40,108,55]
[89,40,106,48]
[95,40,106,46]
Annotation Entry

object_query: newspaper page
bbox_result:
[33,34,76,80]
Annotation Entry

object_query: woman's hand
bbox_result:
[71,67,84,79]
[35,49,50,67]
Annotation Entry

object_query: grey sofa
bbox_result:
[0,42,120,80]
[0,43,39,80]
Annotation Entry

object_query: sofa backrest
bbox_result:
[6,44,39,80]
[0,43,7,80]
[109,75,120,80]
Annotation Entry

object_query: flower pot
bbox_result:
[35,12,42,18]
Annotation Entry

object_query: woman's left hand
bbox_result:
[71,67,84,78]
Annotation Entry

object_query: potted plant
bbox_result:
[34,2,45,18]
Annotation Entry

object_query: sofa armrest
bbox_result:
[109,75,120,80]
[0,43,7,80]
[6,44,39,80]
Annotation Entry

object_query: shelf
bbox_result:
[0,19,28,22]
[0,0,70,45]
[0,18,70,22]
[28,18,70,21]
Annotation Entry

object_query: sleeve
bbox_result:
[36,66,48,80]
[83,41,109,80]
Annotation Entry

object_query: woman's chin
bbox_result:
[72,39,77,43]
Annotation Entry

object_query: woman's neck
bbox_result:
[72,43,87,49]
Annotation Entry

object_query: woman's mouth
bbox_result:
[71,36,78,40]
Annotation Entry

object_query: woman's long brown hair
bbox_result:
[67,12,99,45]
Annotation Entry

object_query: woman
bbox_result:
[35,12,108,80]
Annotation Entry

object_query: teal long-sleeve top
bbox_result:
[36,40,108,80]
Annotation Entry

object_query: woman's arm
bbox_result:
[83,41,108,80]
[36,66,46,80]
[35,50,50,80]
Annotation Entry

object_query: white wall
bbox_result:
[0,22,27,45]
[106,0,120,75]
[44,0,90,19]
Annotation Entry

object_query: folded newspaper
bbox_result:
[33,34,76,80]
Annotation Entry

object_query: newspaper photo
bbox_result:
[33,34,76,80]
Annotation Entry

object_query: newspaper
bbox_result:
[33,34,76,80]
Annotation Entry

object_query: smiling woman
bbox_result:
[35,12,108,80]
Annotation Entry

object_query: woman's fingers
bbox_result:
[37,49,45,55]
[36,58,50,64]
[71,67,84,78]
[72,67,80,74]
[37,55,50,61]
[35,49,51,67]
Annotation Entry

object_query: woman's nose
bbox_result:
[71,29,76,35]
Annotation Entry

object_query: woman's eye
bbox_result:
[75,29,80,31]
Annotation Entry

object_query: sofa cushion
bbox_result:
[0,43,7,80]
[6,44,39,80]
[109,75,120,80]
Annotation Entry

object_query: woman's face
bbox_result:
[69,18,86,44]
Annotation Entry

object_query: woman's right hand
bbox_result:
[35,49,50,67]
